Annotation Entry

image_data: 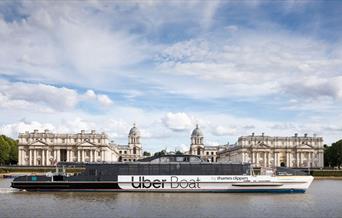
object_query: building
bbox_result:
[113,124,143,162]
[217,133,324,168]
[188,125,225,162]
[17,125,143,166]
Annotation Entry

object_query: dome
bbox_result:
[129,124,140,136]
[191,124,203,137]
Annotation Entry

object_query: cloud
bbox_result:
[97,94,113,106]
[211,125,237,136]
[0,120,55,138]
[0,80,114,112]
[162,112,195,132]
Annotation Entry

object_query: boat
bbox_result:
[11,155,313,193]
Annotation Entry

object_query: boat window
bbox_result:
[160,157,169,163]
[189,156,201,162]
[176,156,186,162]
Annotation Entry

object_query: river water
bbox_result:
[0,179,341,218]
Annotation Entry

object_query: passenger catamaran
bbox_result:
[11,155,313,193]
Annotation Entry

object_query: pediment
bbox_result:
[78,140,96,147]
[296,143,313,149]
[30,140,48,146]
[252,142,271,149]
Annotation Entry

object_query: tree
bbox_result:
[143,151,151,157]
[0,135,18,165]
[324,140,342,168]
[175,150,183,155]
[153,149,167,157]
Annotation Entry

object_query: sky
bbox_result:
[0,0,342,152]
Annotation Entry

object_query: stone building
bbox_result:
[113,124,143,162]
[17,125,143,166]
[217,133,324,168]
[188,125,224,162]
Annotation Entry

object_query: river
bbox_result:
[0,179,341,218]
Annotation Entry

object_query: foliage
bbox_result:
[143,151,151,157]
[0,135,18,165]
[153,149,167,157]
[324,140,342,168]
[175,150,183,155]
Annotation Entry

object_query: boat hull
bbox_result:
[11,175,313,193]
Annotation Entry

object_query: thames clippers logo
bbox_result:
[130,176,201,189]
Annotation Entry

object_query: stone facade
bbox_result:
[217,133,324,168]
[18,125,143,166]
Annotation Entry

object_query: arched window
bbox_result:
[197,147,201,155]
[133,147,137,155]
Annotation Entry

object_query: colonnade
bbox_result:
[18,148,106,166]
[242,150,323,168]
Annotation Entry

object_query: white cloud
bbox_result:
[0,121,55,138]
[0,79,114,112]
[84,90,97,100]
[212,125,237,136]
[162,112,195,132]
[97,94,113,107]
[0,80,78,112]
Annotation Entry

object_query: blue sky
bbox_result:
[0,0,342,152]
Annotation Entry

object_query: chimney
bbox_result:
[44,129,49,133]
[294,133,298,137]
[34,129,38,134]
[91,130,96,134]
[304,133,308,137]
[261,132,264,137]
[81,130,85,134]
[251,132,255,137]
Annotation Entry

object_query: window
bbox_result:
[211,152,214,155]
[98,139,101,143]
[160,157,169,163]
[206,152,209,155]
[119,151,122,154]
[124,151,127,154]
[190,156,201,162]
[133,147,136,154]
[176,156,185,162]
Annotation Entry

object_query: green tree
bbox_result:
[324,140,342,168]
[143,151,151,157]
[175,150,183,155]
[0,135,18,165]
[153,149,167,157]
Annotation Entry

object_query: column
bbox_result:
[300,152,303,167]
[53,150,56,163]
[90,150,93,162]
[33,150,37,166]
[101,150,105,161]
[18,149,22,165]
[256,152,259,167]
[81,150,84,162]
[42,150,45,166]
[296,152,299,167]
[29,150,32,166]
[268,152,271,167]
[263,152,266,167]
[57,149,60,162]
